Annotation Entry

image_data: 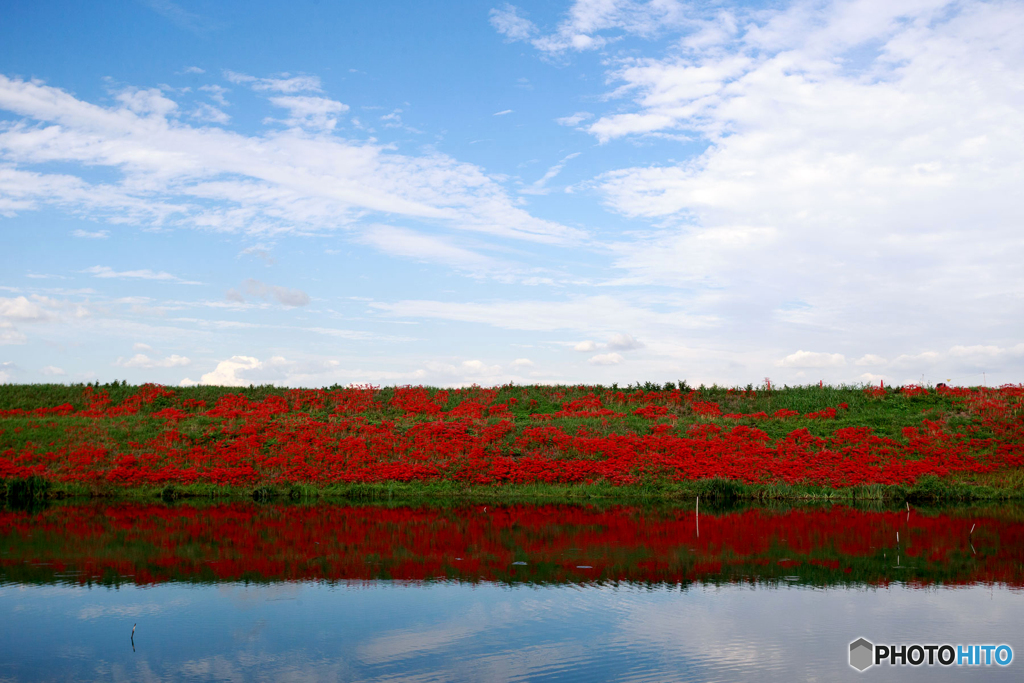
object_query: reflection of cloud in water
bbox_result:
[356,589,568,665]
[179,651,355,683]
[77,597,190,620]
[232,617,268,644]
[216,582,304,608]
[4,582,1023,682]
[108,658,161,683]
[358,620,484,664]
[613,585,1024,682]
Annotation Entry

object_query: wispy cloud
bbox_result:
[490,4,537,42]
[224,70,323,93]
[777,351,846,369]
[555,111,592,127]
[142,0,210,34]
[198,84,229,105]
[72,229,109,239]
[268,95,348,130]
[588,352,623,365]
[520,152,579,195]
[0,75,583,244]
[116,353,191,369]
[82,266,203,285]
[191,102,230,124]
[491,0,688,53]
[226,279,310,307]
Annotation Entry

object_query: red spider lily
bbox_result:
[1,383,1022,490]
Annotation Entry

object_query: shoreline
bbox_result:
[5,476,1023,505]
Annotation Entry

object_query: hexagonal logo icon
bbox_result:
[850,638,874,671]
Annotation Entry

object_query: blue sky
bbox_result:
[2,0,1023,388]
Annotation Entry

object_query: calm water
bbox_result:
[1,500,1022,681]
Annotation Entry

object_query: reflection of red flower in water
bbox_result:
[0,503,1020,587]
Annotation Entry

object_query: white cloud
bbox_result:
[181,66,205,75]
[490,4,537,42]
[777,350,846,368]
[198,84,228,106]
[145,0,206,33]
[229,279,310,307]
[520,153,580,195]
[589,352,624,365]
[371,296,716,333]
[0,324,27,345]
[609,226,777,286]
[133,342,153,351]
[0,361,18,382]
[356,225,499,272]
[191,103,230,124]
[224,289,246,304]
[421,359,509,385]
[948,344,1024,361]
[492,0,688,54]
[72,229,110,239]
[855,354,888,366]
[493,109,514,116]
[891,351,940,368]
[460,359,500,375]
[512,358,534,367]
[0,296,53,322]
[224,71,322,93]
[40,365,65,376]
[561,0,1024,362]
[0,75,583,245]
[82,266,202,285]
[268,95,348,131]
[555,112,592,126]
[607,333,643,351]
[0,295,67,345]
[574,340,597,352]
[188,354,291,386]
[239,244,275,264]
[117,353,191,369]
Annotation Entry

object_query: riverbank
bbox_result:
[5,474,1024,506]
[2,382,1022,501]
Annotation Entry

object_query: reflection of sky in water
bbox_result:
[1,582,1021,681]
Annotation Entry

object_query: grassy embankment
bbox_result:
[1,381,1022,504]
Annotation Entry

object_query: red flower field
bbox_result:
[1,383,1022,491]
